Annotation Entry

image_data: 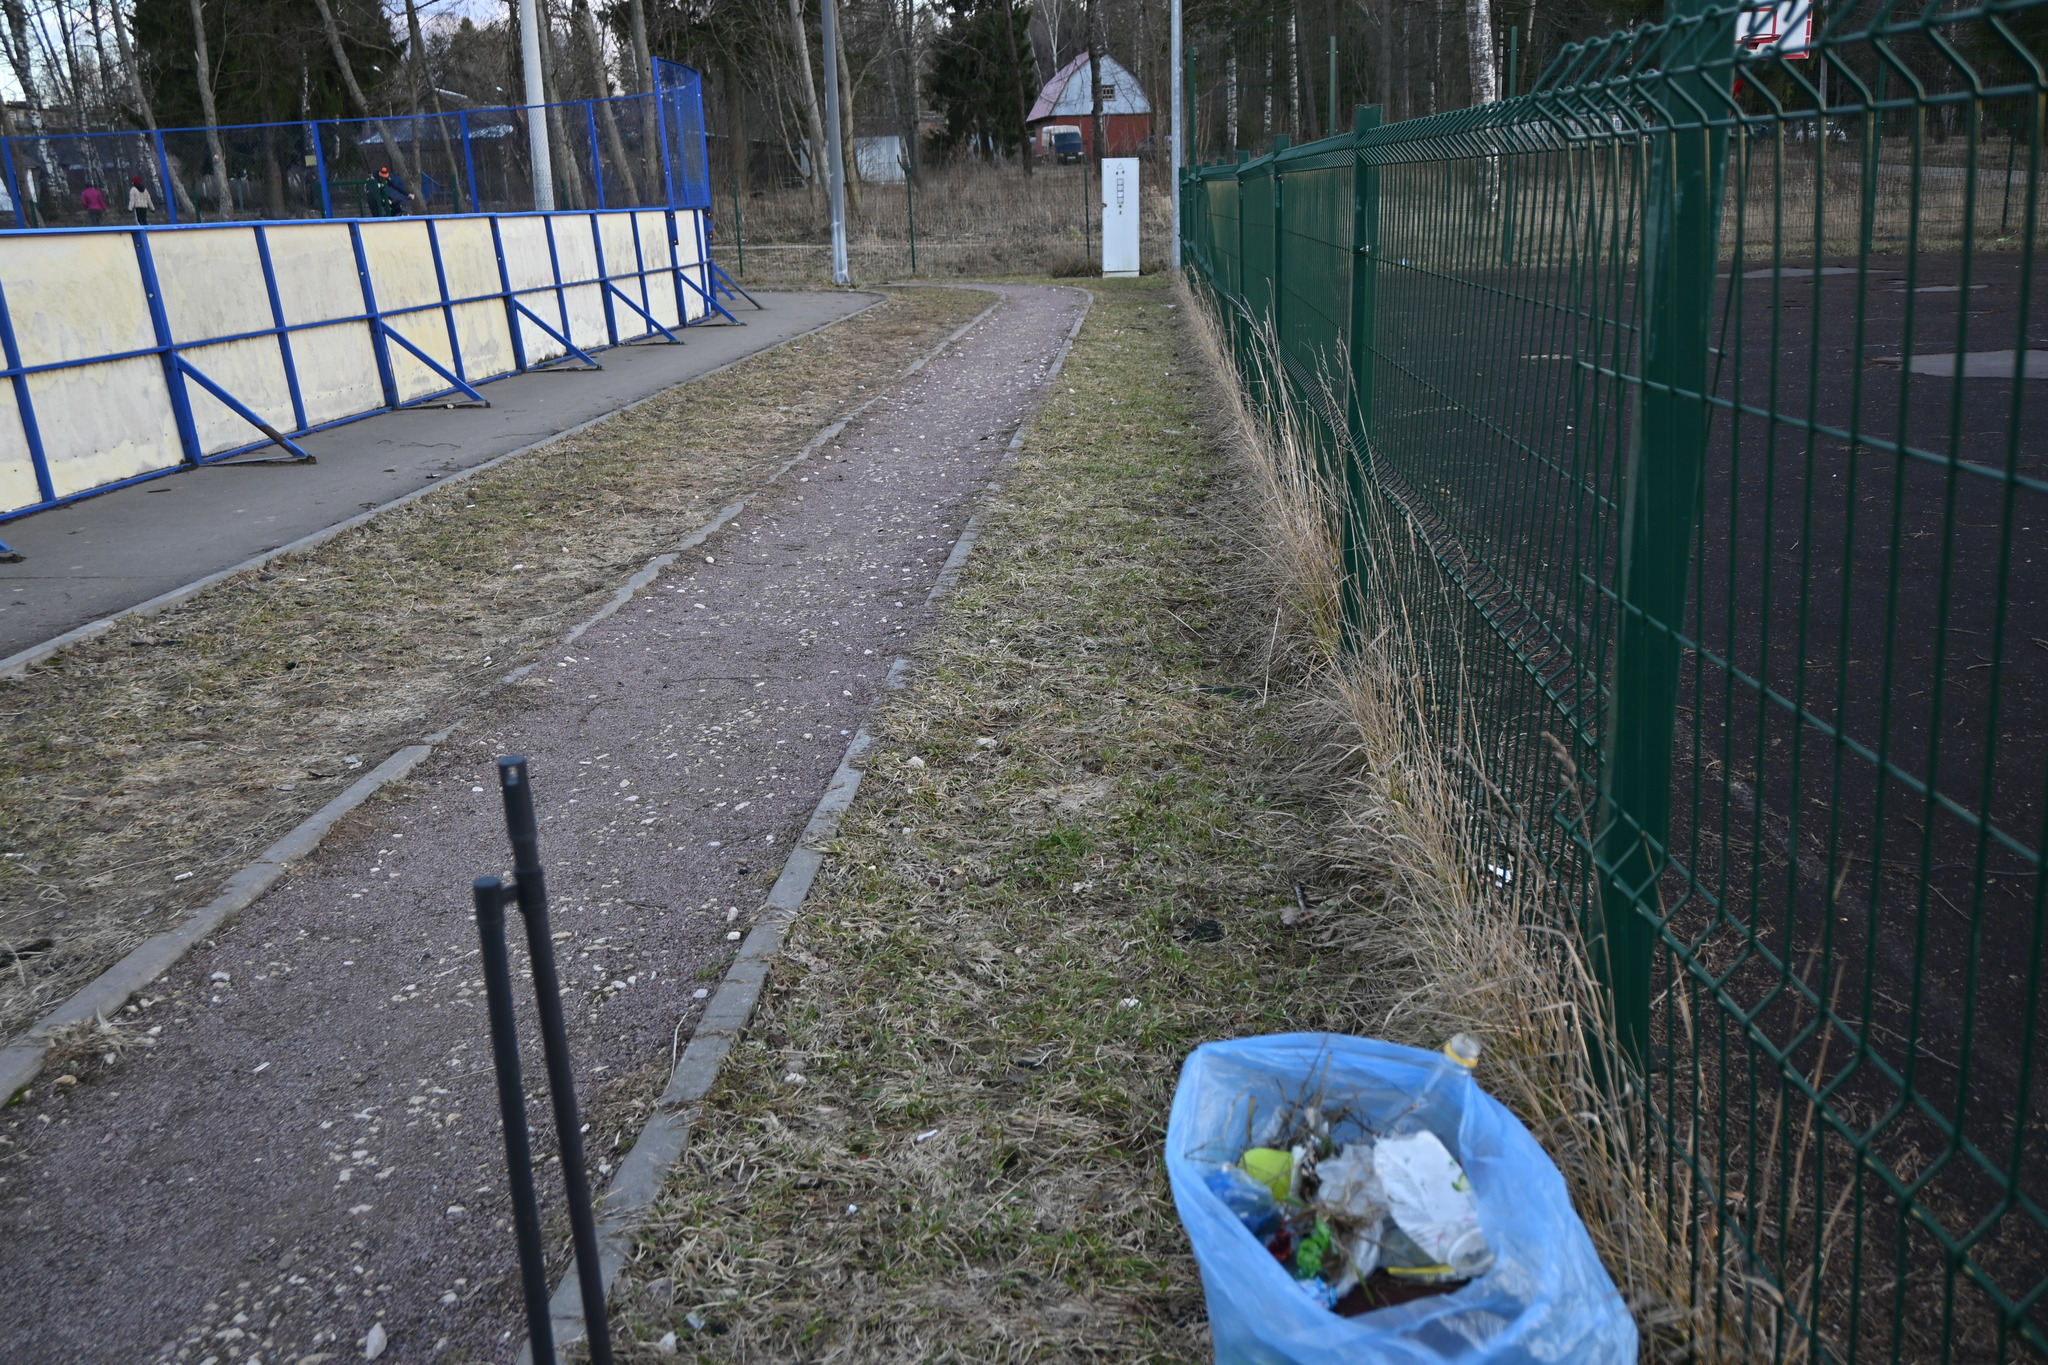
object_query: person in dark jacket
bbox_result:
[372,166,412,216]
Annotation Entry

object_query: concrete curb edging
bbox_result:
[0,290,1006,1105]
[523,286,1095,1359]
[0,292,890,681]
[0,744,432,1099]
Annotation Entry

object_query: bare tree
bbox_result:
[408,0,472,210]
[831,0,858,212]
[626,0,658,191]
[788,0,825,211]
[1465,0,1495,107]
[311,0,404,191]
[1086,0,1103,161]
[109,0,195,214]
[187,0,229,214]
[1000,0,1031,176]
[575,0,639,201]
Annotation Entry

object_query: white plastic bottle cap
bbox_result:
[1443,1033,1483,1069]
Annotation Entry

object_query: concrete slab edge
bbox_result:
[0,743,433,1102]
[0,290,1007,1107]
[0,292,891,680]
[523,286,1092,1359]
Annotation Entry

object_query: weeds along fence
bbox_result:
[0,59,709,229]
[1182,0,2047,1357]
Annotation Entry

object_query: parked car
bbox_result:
[1044,126,1085,163]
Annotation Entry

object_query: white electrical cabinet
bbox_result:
[1101,157,1140,279]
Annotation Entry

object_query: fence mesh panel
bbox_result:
[1183,0,2046,1356]
[1,78,710,228]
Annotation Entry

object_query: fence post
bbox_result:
[1592,0,1732,1075]
[1340,104,1383,636]
[1269,135,1288,376]
[0,140,24,230]
[312,126,332,219]
[153,131,179,224]
[586,102,607,209]
[460,113,480,212]
[132,231,204,465]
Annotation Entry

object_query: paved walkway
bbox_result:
[0,290,874,661]
[0,283,1089,1365]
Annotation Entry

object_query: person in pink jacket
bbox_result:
[79,183,107,225]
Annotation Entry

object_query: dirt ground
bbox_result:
[0,287,987,1048]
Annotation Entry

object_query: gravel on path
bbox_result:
[0,282,1089,1365]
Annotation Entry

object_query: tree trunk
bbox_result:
[1001,0,1031,176]
[538,3,590,208]
[577,0,640,202]
[626,0,659,192]
[722,58,746,196]
[408,0,470,210]
[1086,0,1104,161]
[110,0,194,215]
[788,0,826,216]
[311,0,405,193]
[1465,0,1496,107]
[187,0,228,217]
[832,0,859,213]
[262,122,287,216]
[1376,0,1392,112]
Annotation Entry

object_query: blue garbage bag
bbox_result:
[1166,1032,1637,1365]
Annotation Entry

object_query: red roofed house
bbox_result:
[1026,53,1153,158]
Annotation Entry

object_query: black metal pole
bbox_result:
[495,756,615,1365]
[472,875,556,1365]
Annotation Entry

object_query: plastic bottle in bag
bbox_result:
[1205,1164,1281,1239]
[1385,1033,1483,1139]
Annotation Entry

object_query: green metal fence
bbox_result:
[1182,0,2046,1358]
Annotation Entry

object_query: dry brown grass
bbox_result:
[717,160,1174,286]
[1177,296,1842,1362]
[603,276,1368,1360]
[0,287,991,1048]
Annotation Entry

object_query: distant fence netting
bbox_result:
[1182,0,2046,1357]
[0,68,713,230]
[0,207,716,522]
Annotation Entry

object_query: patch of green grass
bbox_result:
[613,278,1369,1361]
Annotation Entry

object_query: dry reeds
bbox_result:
[1177,282,1790,1362]
[717,159,1173,285]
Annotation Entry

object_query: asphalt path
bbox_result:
[0,290,874,662]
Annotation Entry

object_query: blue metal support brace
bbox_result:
[589,212,621,347]
[605,282,682,343]
[674,263,739,325]
[133,231,205,465]
[253,226,309,432]
[710,261,762,310]
[177,358,315,462]
[0,272,54,513]
[509,299,603,370]
[488,214,530,374]
[349,221,403,409]
[377,324,490,405]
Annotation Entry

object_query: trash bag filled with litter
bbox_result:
[1166,1032,1635,1365]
